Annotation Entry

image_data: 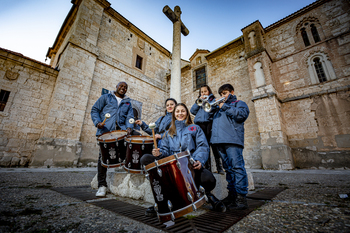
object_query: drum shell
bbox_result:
[146,152,205,221]
[98,130,127,168]
[124,136,153,173]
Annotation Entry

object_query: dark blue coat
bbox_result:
[190,94,215,124]
[141,112,172,136]
[159,120,209,165]
[91,93,134,136]
[210,94,249,147]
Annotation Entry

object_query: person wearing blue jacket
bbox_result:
[135,98,177,147]
[190,85,224,174]
[211,84,250,210]
[91,82,134,197]
[141,103,226,217]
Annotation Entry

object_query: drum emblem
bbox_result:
[152,180,163,202]
[132,150,140,163]
[109,148,116,159]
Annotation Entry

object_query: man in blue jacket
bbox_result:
[91,81,134,197]
[211,84,250,210]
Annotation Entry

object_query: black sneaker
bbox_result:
[231,194,248,210]
[145,206,157,217]
[221,191,237,207]
[207,193,226,212]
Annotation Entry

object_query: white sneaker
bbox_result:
[96,186,107,197]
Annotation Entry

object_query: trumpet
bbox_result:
[195,95,209,106]
[203,97,226,112]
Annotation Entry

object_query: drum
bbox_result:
[97,130,127,168]
[123,135,154,174]
[144,150,207,222]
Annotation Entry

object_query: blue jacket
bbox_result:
[91,93,134,136]
[190,94,215,124]
[210,94,249,147]
[141,112,172,136]
[159,120,209,165]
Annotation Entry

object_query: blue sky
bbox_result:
[0,0,316,64]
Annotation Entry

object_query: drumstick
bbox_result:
[149,122,157,149]
[101,113,111,125]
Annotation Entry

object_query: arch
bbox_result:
[253,62,266,87]
[307,52,336,84]
[248,31,256,49]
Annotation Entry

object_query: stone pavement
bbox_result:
[0,167,349,232]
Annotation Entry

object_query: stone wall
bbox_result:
[0,48,58,167]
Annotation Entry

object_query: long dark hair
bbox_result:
[164,98,177,115]
[197,84,215,99]
[167,103,193,137]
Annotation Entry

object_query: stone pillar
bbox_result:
[252,85,294,170]
[31,0,110,167]
[163,5,189,103]
[170,13,182,102]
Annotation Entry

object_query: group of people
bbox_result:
[90,81,250,215]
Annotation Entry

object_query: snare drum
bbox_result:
[145,150,207,222]
[97,130,127,168]
[123,135,154,174]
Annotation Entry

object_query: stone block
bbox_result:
[91,169,254,202]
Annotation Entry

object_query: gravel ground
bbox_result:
[0,168,349,233]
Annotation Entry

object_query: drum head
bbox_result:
[98,130,127,142]
[125,135,153,144]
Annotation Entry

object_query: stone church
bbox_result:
[0,0,349,169]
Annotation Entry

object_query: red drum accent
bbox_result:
[145,151,206,222]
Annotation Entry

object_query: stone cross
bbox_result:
[163,5,189,103]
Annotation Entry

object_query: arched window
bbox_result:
[310,24,321,43]
[301,28,310,47]
[307,53,336,84]
[313,58,327,83]
[296,17,323,48]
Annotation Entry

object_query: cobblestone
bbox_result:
[0,168,349,232]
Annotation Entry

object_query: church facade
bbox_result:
[0,0,349,169]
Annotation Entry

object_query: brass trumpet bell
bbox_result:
[195,96,209,107]
[203,97,225,112]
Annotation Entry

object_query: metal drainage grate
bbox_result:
[52,186,284,233]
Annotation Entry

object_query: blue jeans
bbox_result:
[216,144,248,195]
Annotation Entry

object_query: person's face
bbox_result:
[200,87,210,97]
[220,90,234,100]
[116,82,128,96]
[166,100,176,113]
[174,105,187,121]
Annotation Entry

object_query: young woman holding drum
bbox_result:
[141,103,226,218]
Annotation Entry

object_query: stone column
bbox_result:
[171,11,182,102]
[252,84,295,170]
[163,5,189,103]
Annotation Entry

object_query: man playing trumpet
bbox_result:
[91,81,134,197]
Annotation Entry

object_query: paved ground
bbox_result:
[0,167,349,233]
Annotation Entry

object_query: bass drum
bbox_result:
[145,150,207,222]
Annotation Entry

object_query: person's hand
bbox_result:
[126,128,132,136]
[219,102,224,108]
[152,148,161,157]
[135,120,142,125]
[155,134,161,140]
[193,160,202,170]
[97,122,105,129]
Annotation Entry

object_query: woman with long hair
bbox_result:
[141,103,226,217]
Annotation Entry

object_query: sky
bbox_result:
[0,0,317,64]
